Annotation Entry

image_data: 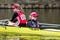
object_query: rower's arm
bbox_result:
[27,21,33,27]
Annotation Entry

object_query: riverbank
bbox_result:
[0,4,60,9]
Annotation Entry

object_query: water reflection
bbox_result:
[25,9,60,24]
[0,35,60,40]
[0,9,60,24]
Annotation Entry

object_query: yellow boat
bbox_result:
[0,25,60,40]
[0,26,60,36]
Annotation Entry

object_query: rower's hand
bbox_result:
[20,5,23,9]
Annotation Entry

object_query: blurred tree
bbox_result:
[14,0,17,3]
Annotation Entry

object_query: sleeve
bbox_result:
[27,21,36,28]
[10,12,18,22]
[27,21,33,27]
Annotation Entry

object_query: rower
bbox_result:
[27,12,41,28]
[8,3,27,27]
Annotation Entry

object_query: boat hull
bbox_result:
[0,26,60,37]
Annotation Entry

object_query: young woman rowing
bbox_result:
[8,3,27,27]
[27,12,42,29]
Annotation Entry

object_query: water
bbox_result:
[0,34,60,40]
[0,9,60,24]
[25,9,60,24]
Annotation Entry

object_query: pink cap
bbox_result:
[11,4,20,9]
[30,12,38,17]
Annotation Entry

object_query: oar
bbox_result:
[0,19,8,29]
[39,23,60,29]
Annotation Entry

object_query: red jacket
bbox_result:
[16,11,26,24]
